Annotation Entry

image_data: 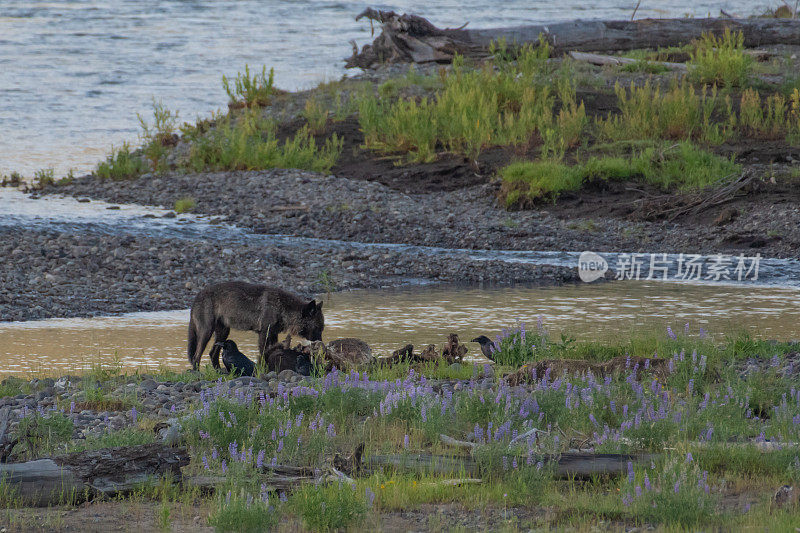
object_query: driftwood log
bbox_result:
[366,451,657,479]
[568,51,688,71]
[346,9,800,68]
[0,444,189,506]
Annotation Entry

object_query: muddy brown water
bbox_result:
[0,282,798,377]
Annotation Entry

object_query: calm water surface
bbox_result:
[1,0,764,175]
[0,282,797,376]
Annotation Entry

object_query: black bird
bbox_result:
[471,335,496,361]
[216,340,256,377]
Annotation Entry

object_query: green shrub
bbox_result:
[138,98,179,172]
[689,29,753,87]
[185,110,342,173]
[289,482,367,531]
[208,491,279,532]
[222,65,276,108]
[14,412,74,457]
[96,142,148,180]
[173,197,196,214]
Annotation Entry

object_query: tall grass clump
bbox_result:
[96,142,148,180]
[689,29,753,88]
[185,109,342,173]
[289,483,368,531]
[137,98,179,172]
[738,88,800,141]
[358,41,580,163]
[222,65,276,108]
[208,490,279,532]
[599,80,730,144]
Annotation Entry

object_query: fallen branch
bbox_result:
[0,444,189,506]
[365,451,658,478]
[568,51,687,71]
[346,9,800,68]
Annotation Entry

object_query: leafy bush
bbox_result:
[289,482,367,531]
[185,110,342,173]
[96,142,148,180]
[689,29,752,87]
[222,65,276,108]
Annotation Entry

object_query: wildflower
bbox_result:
[684,322,690,334]
[131,406,137,423]
[277,439,283,453]
[202,454,210,470]
[686,452,693,463]
[644,473,651,491]
[221,460,227,474]
[635,485,642,498]
[627,461,634,483]
[404,434,410,449]
[673,480,680,493]
[256,449,265,469]
[365,488,376,507]
[327,423,336,437]
[667,326,676,340]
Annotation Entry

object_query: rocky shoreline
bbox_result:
[0,224,576,322]
[38,167,800,258]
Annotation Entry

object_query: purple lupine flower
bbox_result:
[202,454,210,470]
[699,327,707,339]
[365,488,376,508]
[589,413,598,427]
[667,326,676,340]
[686,452,693,463]
[627,461,634,483]
[131,406,137,423]
[635,485,642,498]
[257,449,265,468]
[684,322,690,334]
[622,493,632,506]
[277,439,283,453]
[403,434,409,449]
[644,473,651,491]
[327,423,336,437]
[673,481,680,493]
[221,460,227,474]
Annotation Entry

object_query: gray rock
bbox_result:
[278,369,297,380]
[139,379,158,391]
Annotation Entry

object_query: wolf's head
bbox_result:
[291,299,324,342]
[294,353,312,376]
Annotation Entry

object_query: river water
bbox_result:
[0,281,799,376]
[1,0,767,176]
[1,188,799,376]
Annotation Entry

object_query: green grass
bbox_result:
[173,197,196,214]
[138,98,180,173]
[222,65,276,108]
[289,483,368,531]
[184,109,342,173]
[689,29,753,88]
[499,141,740,206]
[96,143,148,180]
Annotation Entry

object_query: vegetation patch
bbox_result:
[499,141,740,207]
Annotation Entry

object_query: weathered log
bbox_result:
[0,444,190,506]
[346,9,800,68]
[568,51,687,71]
[365,451,657,479]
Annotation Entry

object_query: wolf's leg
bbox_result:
[257,325,279,368]
[193,326,214,371]
[209,323,230,369]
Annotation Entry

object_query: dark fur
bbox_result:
[188,281,324,370]
[472,335,496,360]
[216,340,256,377]
[265,346,312,376]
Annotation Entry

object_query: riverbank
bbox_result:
[1,330,799,530]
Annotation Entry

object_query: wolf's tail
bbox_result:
[188,319,198,365]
